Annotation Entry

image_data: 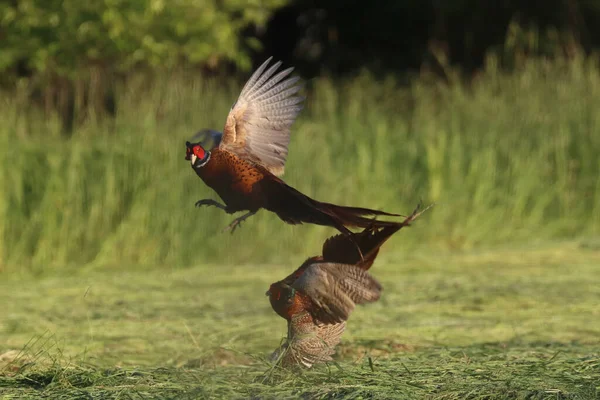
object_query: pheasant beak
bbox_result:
[265,290,271,297]
[190,153,197,165]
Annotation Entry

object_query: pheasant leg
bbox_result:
[222,211,258,234]
[195,199,229,211]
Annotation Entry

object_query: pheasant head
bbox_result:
[185,141,211,169]
[266,282,306,321]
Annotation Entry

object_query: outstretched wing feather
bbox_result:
[219,58,304,176]
[292,262,382,324]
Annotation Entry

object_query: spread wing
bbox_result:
[219,57,304,176]
[292,262,382,324]
[271,311,346,368]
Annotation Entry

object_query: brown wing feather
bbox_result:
[292,262,382,324]
[219,58,304,176]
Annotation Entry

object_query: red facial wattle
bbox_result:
[193,145,206,160]
[267,284,281,301]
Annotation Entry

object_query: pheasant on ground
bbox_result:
[185,57,403,234]
[266,203,430,368]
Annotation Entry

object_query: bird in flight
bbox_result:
[266,202,430,368]
[185,57,404,234]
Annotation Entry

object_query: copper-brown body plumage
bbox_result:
[185,58,404,234]
[192,148,267,213]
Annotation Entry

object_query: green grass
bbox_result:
[1,243,599,398]
[1,57,600,397]
[1,56,599,271]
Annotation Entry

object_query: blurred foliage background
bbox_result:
[3,0,600,126]
[1,0,599,271]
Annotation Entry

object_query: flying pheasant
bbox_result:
[185,57,403,234]
[267,203,430,368]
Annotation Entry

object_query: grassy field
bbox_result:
[1,56,600,398]
[1,242,599,399]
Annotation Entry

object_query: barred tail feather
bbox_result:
[263,178,404,234]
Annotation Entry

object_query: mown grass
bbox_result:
[1,56,599,271]
[1,57,599,398]
[1,243,599,399]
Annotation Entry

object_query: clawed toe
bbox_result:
[222,220,243,234]
[194,199,227,210]
[221,211,257,235]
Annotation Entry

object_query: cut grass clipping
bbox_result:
[1,244,599,398]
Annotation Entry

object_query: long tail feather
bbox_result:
[263,178,408,235]
[321,201,432,269]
